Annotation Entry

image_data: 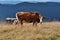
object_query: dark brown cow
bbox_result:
[16,12,45,26]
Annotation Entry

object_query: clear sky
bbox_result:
[0,0,60,4]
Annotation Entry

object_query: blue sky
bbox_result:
[0,0,60,4]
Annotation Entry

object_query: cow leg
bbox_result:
[33,21,36,26]
[20,20,23,26]
[35,22,37,26]
[33,20,37,27]
[13,20,18,25]
[16,20,20,27]
[33,22,35,26]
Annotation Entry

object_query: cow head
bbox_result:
[39,16,45,24]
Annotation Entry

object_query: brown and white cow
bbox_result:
[16,12,45,26]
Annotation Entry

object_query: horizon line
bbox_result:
[0,1,60,4]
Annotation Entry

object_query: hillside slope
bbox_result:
[0,2,60,21]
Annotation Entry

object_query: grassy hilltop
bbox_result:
[0,22,60,40]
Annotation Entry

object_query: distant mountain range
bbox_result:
[0,2,60,21]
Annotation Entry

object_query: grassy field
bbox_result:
[0,22,60,40]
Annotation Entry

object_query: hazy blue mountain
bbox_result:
[0,2,60,21]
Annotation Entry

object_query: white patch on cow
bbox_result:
[6,18,16,20]
[6,18,11,20]
[16,13,18,21]
[16,13,20,24]
[40,17,43,23]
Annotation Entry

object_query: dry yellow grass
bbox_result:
[0,22,60,40]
